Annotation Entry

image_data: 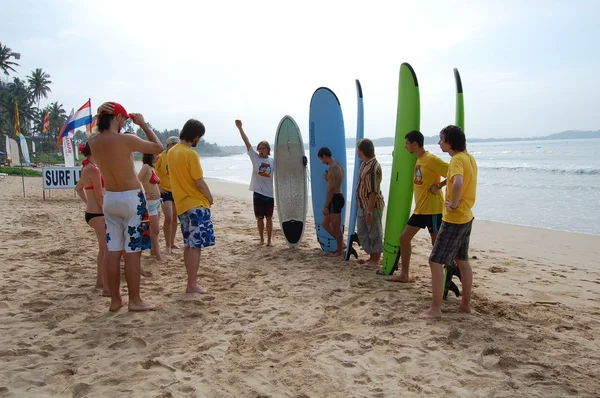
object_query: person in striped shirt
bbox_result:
[355,139,385,268]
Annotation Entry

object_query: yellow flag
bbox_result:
[14,103,21,137]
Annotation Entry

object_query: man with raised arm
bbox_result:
[235,119,275,246]
[88,102,163,312]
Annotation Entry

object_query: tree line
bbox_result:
[0,42,236,160]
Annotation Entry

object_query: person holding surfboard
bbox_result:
[355,138,385,268]
[235,119,275,246]
[387,130,449,283]
[422,125,477,319]
[318,147,346,256]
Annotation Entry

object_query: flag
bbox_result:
[56,108,74,148]
[86,115,98,136]
[14,103,21,137]
[19,135,30,166]
[62,136,75,167]
[56,100,92,146]
[42,110,50,133]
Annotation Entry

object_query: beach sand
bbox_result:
[0,175,599,397]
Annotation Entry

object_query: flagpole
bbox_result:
[88,98,92,137]
[20,159,25,198]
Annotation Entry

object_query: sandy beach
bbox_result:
[0,175,599,397]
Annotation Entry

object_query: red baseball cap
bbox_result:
[111,102,131,119]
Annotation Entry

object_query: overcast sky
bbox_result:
[2,0,599,145]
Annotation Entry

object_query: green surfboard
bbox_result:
[454,68,464,131]
[381,63,421,275]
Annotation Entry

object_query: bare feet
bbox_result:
[128,298,157,312]
[459,303,471,314]
[361,261,380,269]
[420,307,442,320]
[266,241,273,247]
[386,274,413,283]
[109,298,127,312]
[166,246,172,254]
[186,285,208,294]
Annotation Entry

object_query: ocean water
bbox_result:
[200,138,600,236]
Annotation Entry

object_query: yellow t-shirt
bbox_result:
[413,152,449,215]
[443,151,478,224]
[154,151,171,192]
[167,144,210,215]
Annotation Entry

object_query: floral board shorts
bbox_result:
[178,207,216,249]
[104,190,152,253]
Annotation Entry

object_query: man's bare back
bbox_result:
[89,113,163,192]
[87,104,163,313]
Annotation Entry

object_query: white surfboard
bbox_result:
[274,115,308,248]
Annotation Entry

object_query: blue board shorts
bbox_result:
[178,207,216,249]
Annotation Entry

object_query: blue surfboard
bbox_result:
[309,87,348,252]
[344,80,364,260]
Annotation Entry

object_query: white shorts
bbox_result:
[147,199,162,216]
[103,190,151,253]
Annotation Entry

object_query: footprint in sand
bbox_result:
[70,383,92,398]
[22,300,53,313]
[108,337,147,350]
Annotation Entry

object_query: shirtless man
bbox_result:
[88,102,163,312]
[318,147,345,256]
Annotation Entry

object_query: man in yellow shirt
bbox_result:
[388,130,449,283]
[422,125,478,319]
[167,120,215,294]
[155,136,179,253]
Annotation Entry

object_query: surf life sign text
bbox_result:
[42,167,82,190]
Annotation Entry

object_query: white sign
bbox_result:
[42,167,82,189]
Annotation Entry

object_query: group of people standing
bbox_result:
[237,120,478,319]
[75,102,215,312]
[74,101,477,320]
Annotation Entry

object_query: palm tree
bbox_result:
[0,43,20,76]
[0,78,35,138]
[27,68,52,111]
[47,101,67,140]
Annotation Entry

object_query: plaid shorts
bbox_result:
[429,219,474,265]
[178,207,216,249]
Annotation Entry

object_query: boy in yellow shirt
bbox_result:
[155,136,180,253]
[168,120,215,294]
[422,125,478,319]
[387,130,448,283]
